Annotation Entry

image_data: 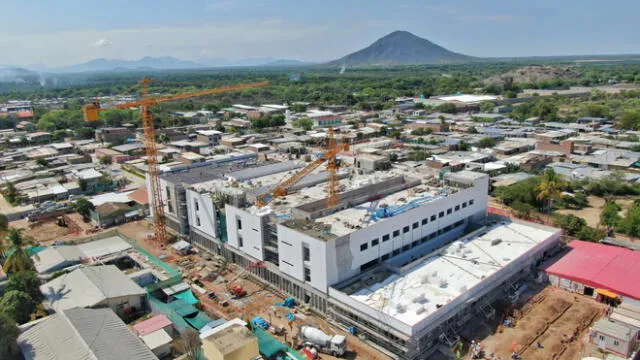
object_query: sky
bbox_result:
[1,0,640,67]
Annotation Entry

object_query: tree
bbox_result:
[390,129,402,139]
[468,126,478,134]
[582,104,610,118]
[76,127,95,140]
[555,214,587,236]
[413,102,425,109]
[620,110,640,130]
[535,169,563,214]
[0,213,8,231]
[617,200,640,237]
[437,103,457,114]
[73,198,95,221]
[458,141,470,151]
[600,200,621,234]
[175,329,203,360]
[512,201,535,218]
[99,155,113,165]
[479,102,496,113]
[6,271,43,303]
[2,229,36,274]
[291,103,307,113]
[0,290,36,324]
[77,178,88,192]
[293,117,313,131]
[477,137,498,148]
[35,157,48,167]
[2,183,20,206]
[0,312,20,359]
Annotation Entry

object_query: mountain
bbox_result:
[0,67,40,83]
[328,30,475,66]
[41,57,204,73]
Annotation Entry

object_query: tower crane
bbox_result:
[256,128,348,208]
[83,79,268,245]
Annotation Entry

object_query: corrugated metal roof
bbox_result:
[33,246,84,274]
[77,236,132,259]
[133,315,173,337]
[41,265,145,312]
[19,308,158,360]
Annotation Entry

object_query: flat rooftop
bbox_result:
[340,222,557,327]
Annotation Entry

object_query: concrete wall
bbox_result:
[100,294,145,315]
[186,190,218,238]
[277,225,332,293]
[590,330,633,357]
[225,205,265,261]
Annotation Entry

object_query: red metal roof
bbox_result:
[545,240,640,300]
[18,111,33,118]
[132,314,172,336]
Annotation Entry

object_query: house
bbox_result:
[76,168,105,193]
[40,265,146,316]
[32,246,84,274]
[201,323,259,360]
[15,120,35,131]
[169,140,209,154]
[26,131,52,144]
[221,137,246,148]
[178,152,206,165]
[404,120,450,133]
[89,192,143,227]
[95,127,135,144]
[140,329,173,358]
[196,130,223,146]
[589,319,637,357]
[355,153,391,172]
[112,142,145,156]
[535,130,575,155]
[18,307,158,360]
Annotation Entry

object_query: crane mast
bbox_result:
[83,79,268,244]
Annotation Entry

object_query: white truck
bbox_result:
[299,326,347,357]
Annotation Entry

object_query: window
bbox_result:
[393,230,400,237]
[469,199,474,205]
[372,238,379,246]
[393,249,401,256]
[455,205,460,211]
[194,199,199,211]
[402,245,410,251]
[382,234,390,242]
[599,335,605,341]
[167,202,173,213]
[238,236,243,247]
[412,240,419,248]
[196,216,201,227]
[422,218,428,225]
[381,254,390,261]
[303,244,310,261]
[412,222,419,229]
[439,211,444,218]
[447,208,452,215]
[360,243,368,251]
[236,218,242,230]
[165,186,171,200]
[462,202,467,208]
[421,237,428,244]
[403,226,410,233]
[613,340,619,346]
[431,215,436,221]
[304,267,311,282]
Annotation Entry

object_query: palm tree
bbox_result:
[535,169,563,217]
[2,229,37,274]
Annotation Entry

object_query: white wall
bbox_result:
[186,189,217,238]
[225,205,265,261]
[333,180,487,282]
[277,225,330,293]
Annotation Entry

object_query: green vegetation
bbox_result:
[0,214,8,231]
[2,183,21,206]
[0,312,21,358]
[99,155,113,165]
[2,229,36,274]
[6,271,43,303]
[73,198,95,221]
[554,214,604,242]
[476,137,498,148]
[251,114,285,129]
[0,290,36,324]
[535,169,563,213]
[617,200,640,237]
[600,200,622,234]
[292,117,313,131]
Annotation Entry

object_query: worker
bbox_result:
[511,351,522,360]
[536,341,544,349]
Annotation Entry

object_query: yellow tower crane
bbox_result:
[83,79,268,244]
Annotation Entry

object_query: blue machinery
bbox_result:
[374,189,449,219]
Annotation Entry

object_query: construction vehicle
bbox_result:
[299,326,347,357]
[225,261,265,298]
[256,128,348,208]
[83,79,268,245]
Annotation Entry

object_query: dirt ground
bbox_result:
[556,195,637,229]
[470,287,605,360]
[118,220,390,360]
[10,213,96,244]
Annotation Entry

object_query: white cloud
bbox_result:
[90,38,112,47]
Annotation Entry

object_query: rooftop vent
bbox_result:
[439,279,448,288]
[491,238,502,246]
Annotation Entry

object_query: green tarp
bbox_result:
[184,312,212,330]
[253,327,306,360]
[174,289,200,305]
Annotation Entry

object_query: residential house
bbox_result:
[26,131,52,144]
[589,319,637,357]
[40,265,146,316]
[196,130,223,146]
[18,308,158,360]
[201,323,259,360]
[95,127,135,144]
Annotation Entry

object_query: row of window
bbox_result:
[360,200,474,252]
[359,220,465,271]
